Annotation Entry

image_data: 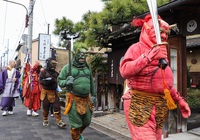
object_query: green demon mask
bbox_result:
[73,48,88,68]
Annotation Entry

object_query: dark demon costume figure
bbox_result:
[39,57,66,128]
[58,48,96,140]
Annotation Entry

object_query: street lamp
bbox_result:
[3,0,34,63]
[2,0,29,28]
[2,0,29,62]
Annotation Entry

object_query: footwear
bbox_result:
[79,135,84,140]
[43,120,50,127]
[50,114,54,117]
[8,111,13,115]
[2,111,7,116]
[32,111,39,117]
[57,120,66,128]
[27,109,32,116]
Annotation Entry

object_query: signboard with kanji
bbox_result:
[38,34,51,60]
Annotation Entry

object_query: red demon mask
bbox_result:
[131,14,170,48]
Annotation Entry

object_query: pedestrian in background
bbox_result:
[50,104,54,117]
[0,60,21,116]
[120,14,191,140]
[49,86,62,117]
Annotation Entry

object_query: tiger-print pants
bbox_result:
[124,99,163,140]
[124,90,168,140]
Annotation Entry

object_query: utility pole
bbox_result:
[6,40,9,65]
[47,24,50,34]
[27,0,34,63]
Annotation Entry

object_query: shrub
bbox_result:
[187,88,200,108]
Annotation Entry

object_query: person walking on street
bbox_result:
[0,60,21,116]
[119,14,191,140]
[22,61,43,117]
[39,57,66,128]
[50,104,54,117]
[58,47,96,140]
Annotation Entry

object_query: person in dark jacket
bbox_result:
[39,57,66,128]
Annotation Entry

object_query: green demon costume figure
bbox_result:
[58,48,96,140]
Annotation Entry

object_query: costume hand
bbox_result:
[178,99,191,118]
[91,96,96,105]
[152,45,167,60]
[13,78,17,82]
[145,46,160,61]
[43,77,52,81]
[66,76,74,85]
[56,86,62,92]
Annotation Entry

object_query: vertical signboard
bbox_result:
[38,34,51,60]
[108,48,127,84]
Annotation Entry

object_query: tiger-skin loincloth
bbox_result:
[129,90,168,128]
[40,88,59,103]
[65,92,93,115]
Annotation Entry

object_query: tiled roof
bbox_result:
[187,37,200,48]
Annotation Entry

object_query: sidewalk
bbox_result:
[91,111,131,140]
[91,111,200,140]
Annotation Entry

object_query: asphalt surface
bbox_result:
[1,98,200,140]
[0,98,115,140]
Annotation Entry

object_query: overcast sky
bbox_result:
[0,0,104,60]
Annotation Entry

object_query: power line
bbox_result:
[1,0,29,61]
[39,0,47,24]
[34,18,47,34]
[1,2,8,47]
[10,25,26,60]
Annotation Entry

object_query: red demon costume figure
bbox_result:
[22,61,42,116]
[119,14,191,140]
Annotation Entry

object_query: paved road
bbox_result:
[0,98,115,140]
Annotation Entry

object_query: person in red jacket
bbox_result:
[120,14,191,140]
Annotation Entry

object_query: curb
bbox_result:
[90,119,131,140]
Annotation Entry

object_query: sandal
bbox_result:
[57,120,67,128]
[43,120,50,127]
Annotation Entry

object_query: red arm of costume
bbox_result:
[169,86,191,118]
[169,87,183,102]
[120,43,151,79]
[120,42,165,79]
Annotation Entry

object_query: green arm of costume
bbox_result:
[58,64,72,115]
[58,64,69,88]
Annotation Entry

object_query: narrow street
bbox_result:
[1,97,200,140]
[0,98,116,140]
